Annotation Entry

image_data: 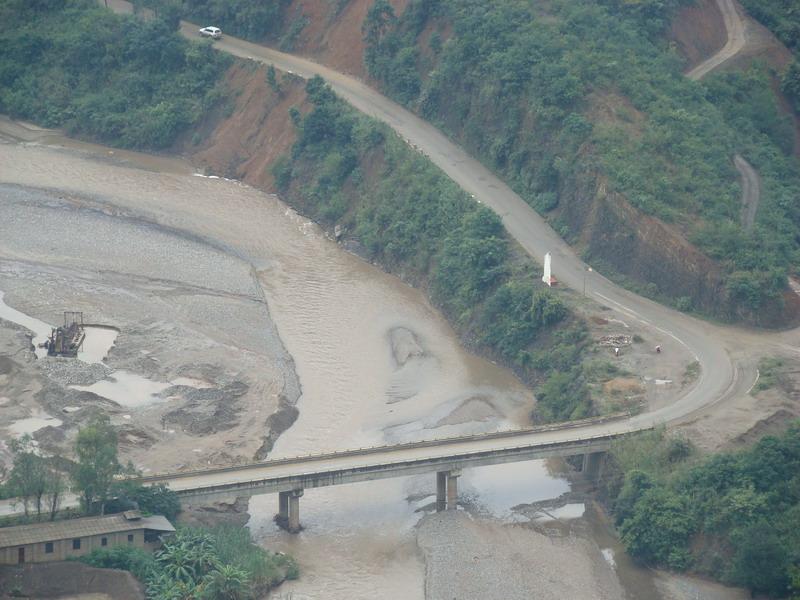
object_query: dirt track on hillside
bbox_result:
[735,154,761,231]
[686,0,747,80]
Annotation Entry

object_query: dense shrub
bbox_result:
[80,546,156,581]
[738,0,800,55]
[82,525,296,600]
[106,484,181,522]
[0,0,229,149]
[141,0,291,41]
[607,425,800,597]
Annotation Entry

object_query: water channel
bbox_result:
[0,126,681,599]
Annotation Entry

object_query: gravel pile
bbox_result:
[39,357,111,386]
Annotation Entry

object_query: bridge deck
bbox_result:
[137,416,640,500]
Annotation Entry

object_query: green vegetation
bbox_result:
[139,0,291,41]
[73,416,127,514]
[107,483,183,522]
[80,526,295,599]
[606,425,800,597]
[80,545,157,581]
[0,0,229,149]
[275,76,596,422]
[735,1,800,119]
[362,0,800,319]
[783,61,800,113]
[3,435,65,520]
[1,417,181,527]
[738,0,800,55]
[755,356,786,392]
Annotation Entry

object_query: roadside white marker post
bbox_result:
[542,252,554,286]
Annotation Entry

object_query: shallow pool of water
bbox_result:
[78,326,118,364]
[71,371,172,408]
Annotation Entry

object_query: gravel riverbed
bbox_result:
[418,511,625,600]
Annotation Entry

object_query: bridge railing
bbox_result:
[136,413,640,486]
[161,430,636,496]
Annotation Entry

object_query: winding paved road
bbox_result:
[85,1,761,494]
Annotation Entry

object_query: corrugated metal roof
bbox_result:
[0,513,175,548]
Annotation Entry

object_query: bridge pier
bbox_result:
[436,469,461,511]
[436,472,447,511]
[275,489,304,533]
[278,491,290,523]
[288,489,303,533]
[582,451,606,484]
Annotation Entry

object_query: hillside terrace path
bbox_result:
[82,0,779,496]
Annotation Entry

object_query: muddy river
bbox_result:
[0,124,733,600]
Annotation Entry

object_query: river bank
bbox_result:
[0,121,752,599]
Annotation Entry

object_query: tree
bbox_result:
[782,61,800,110]
[614,470,654,526]
[789,564,800,599]
[7,436,68,520]
[44,460,66,521]
[116,483,181,521]
[266,65,280,93]
[362,0,396,46]
[620,487,694,569]
[728,522,791,596]
[8,435,48,517]
[155,1,182,32]
[73,416,121,514]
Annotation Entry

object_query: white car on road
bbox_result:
[199,26,222,40]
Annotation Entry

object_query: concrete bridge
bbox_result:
[137,416,634,532]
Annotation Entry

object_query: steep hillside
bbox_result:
[669,0,727,69]
[604,424,800,598]
[358,0,800,325]
[185,69,606,423]
[167,0,407,79]
[184,62,308,187]
[0,0,229,149]
[729,0,800,138]
[4,0,655,424]
[132,0,800,325]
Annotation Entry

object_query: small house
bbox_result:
[0,511,174,565]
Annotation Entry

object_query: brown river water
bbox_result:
[0,123,710,600]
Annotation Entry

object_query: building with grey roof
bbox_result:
[0,510,174,565]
